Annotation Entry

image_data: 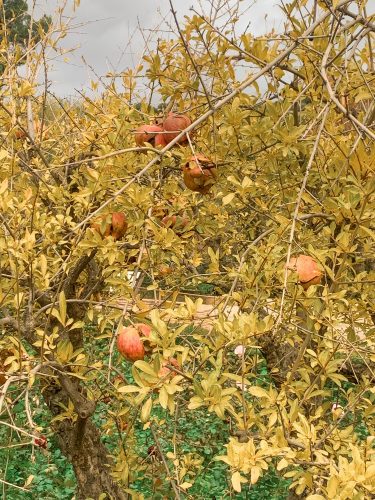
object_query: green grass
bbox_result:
[0,327,290,499]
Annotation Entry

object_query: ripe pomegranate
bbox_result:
[13,119,49,141]
[118,417,128,431]
[0,349,12,385]
[151,204,168,219]
[158,265,173,276]
[134,323,151,338]
[147,445,161,460]
[161,214,189,233]
[286,254,322,290]
[135,124,165,148]
[111,212,128,240]
[117,326,145,361]
[158,357,180,379]
[134,323,154,354]
[182,154,217,194]
[162,113,192,144]
[92,212,127,241]
[34,435,47,449]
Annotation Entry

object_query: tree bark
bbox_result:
[43,374,127,500]
[55,418,127,500]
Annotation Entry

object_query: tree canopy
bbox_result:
[0,0,374,498]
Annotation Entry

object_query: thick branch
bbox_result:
[63,250,97,298]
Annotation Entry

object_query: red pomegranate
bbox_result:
[158,265,173,276]
[286,255,322,290]
[134,323,151,338]
[182,154,217,194]
[158,357,180,379]
[34,435,47,449]
[0,349,12,385]
[117,327,145,361]
[111,212,128,240]
[135,124,165,148]
[161,214,189,232]
[162,113,192,144]
[91,212,127,241]
[154,132,167,148]
[134,323,153,354]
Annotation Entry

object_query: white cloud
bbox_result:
[27,0,282,97]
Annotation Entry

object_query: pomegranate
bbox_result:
[34,435,47,449]
[12,119,48,141]
[134,323,153,354]
[158,357,180,379]
[111,212,128,240]
[161,214,189,233]
[118,417,128,431]
[92,212,127,241]
[182,154,217,194]
[162,113,192,144]
[0,349,12,385]
[158,265,173,276]
[286,254,322,290]
[134,323,151,338]
[151,204,168,219]
[117,326,145,361]
[154,132,167,148]
[135,124,165,147]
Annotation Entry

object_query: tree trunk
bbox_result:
[43,376,127,500]
[55,418,127,500]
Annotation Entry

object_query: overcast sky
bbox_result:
[28,0,284,97]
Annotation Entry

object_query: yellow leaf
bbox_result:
[140,397,152,422]
[117,385,140,394]
[248,386,270,399]
[134,360,158,377]
[231,471,242,492]
[180,482,192,490]
[277,458,289,471]
[86,166,99,180]
[87,309,94,322]
[222,193,235,205]
[268,412,277,428]
[251,466,261,484]
[327,476,338,498]
[24,475,34,487]
[56,339,74,364]
[159,386,169,409]
[0,177,8,194]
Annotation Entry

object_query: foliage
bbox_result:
[0,0,374,498]
[0,0,51,73]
